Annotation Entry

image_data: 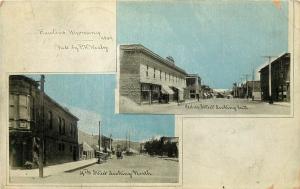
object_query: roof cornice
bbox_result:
[120,44,187,75]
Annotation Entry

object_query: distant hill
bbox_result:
[112,140,141,152]
[78,130,110,146]
[78,130,140,152]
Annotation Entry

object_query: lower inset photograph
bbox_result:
[8,74,179,184]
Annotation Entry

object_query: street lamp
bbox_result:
[97,121,103,164]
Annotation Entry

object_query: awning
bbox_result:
[161,85,174,95]
[177,88,184,92]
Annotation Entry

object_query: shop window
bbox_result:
[151,85,160,102]
[141,84,151,103]
[141,91,150,102]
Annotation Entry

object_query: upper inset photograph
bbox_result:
[116,0,292,116]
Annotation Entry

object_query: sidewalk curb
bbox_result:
[64,161,97,173]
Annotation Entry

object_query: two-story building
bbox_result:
[186,74,202,99]
[259,53,290,102]
[245,80,261,100]
[9,75,79,168]
[118,44,187,105]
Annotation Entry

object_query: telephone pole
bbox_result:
[128,131,131,150]
[252,67,255,100]
[262,56,276,104]
[97,121,102,164]
[109,134,112,151]
[243,74,251,99]
[239,77,244,98]
[39,75,45,178]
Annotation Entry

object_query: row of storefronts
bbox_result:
[140,83,183,104]
[232,53,290,102]
[259,53,290,102]
[119,44,205,105]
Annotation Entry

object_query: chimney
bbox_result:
[166,56,175,65]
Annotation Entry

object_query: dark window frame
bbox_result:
[146,65,149,77]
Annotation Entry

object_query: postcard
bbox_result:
[0,0,300,189]
[116,0,294,116]
[6,74,181,186]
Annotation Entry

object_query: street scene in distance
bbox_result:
[9,75,179,184]
[117,0,291,115]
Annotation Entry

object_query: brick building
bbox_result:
[186,74,202,99]
[259,53,290,102]
[118,44,187,104]
[9,75,79,168]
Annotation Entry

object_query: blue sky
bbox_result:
[28,74,174,142]
[117,0,288,89]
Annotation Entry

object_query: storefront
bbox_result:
[170,87,179,102]
[151,84,160,103]
[141,83,162,104]
[141,83,184,104]
[141,83,151,104]
[160,85,174,103]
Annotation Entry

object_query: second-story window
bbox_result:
[73,127,76,138]
[146,65,149,77]
[62,119,65,135]
[154,68,156,78]
[70,124,73,136]
[48,111,52,129]
[160,70,162,80]
[58,117,62,134]
[165,72,167,81]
